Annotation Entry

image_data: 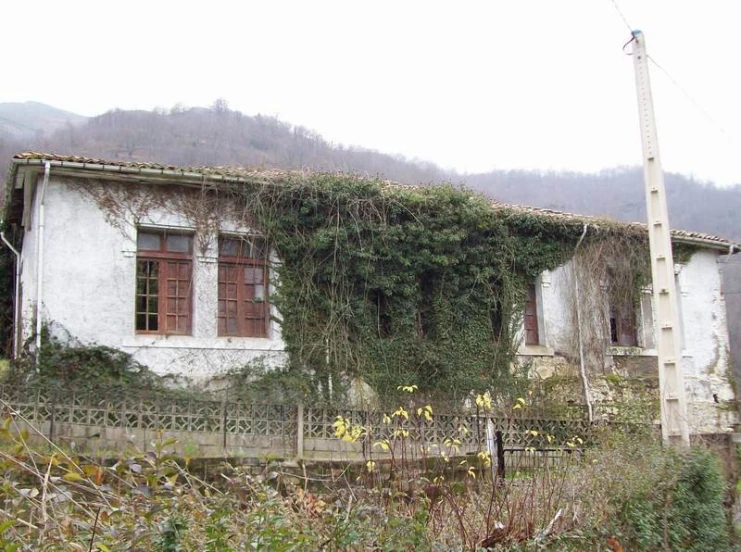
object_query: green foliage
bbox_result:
[615,447,730,551]
[155,515,188,552]
[3,327,162,391]
[243,177,584,400]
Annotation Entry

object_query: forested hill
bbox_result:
[1,102,740,241]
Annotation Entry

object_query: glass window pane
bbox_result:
[167,234,192,253]
[137,232,161,251]
[220,238,240,257]
[136,314,147,330]
[255,285,265,301]
[245,267,263,284]
[250,238,266,259]
[148,314,158,331]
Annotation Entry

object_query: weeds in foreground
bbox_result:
[0,393,734,550]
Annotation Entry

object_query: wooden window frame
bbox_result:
[135,230,193,336]
[217,236,269,338]
[524,283,540,346]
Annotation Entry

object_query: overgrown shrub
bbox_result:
[618,446,730,551]
[3,328,163,391]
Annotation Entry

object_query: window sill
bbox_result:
[608,346,657,357]
[518,345,555,357]
[122,335,283,351]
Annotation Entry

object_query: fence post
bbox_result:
[48,388,56,444]
[222,388,228,451]
[296,403,304,461]
[495,430,505,481]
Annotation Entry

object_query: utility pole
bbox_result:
[631,30,691,446]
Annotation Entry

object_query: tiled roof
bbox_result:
[9,152,739,250]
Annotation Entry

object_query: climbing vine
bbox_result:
[38,171,682,404]
[229,176,584,402]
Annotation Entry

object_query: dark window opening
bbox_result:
[491,303,503,342]
[609,304,637,347]
[135,230,193,335]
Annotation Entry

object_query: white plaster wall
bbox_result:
[540,265,574,354]
[522,252,736,433]
[21,177,287,380]
[677,250,736,433]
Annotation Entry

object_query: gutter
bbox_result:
[0,230,21,359]
[35,162,51,365]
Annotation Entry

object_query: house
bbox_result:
[3,152,738,434]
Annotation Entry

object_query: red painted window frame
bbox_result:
[135,231,193,335]
[524,284,540,346]
[217,237,269,338]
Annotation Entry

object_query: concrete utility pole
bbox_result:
[631,30,691,446]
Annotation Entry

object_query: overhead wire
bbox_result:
[647,55,737,143]
[608,0,633,33]
[607,0,740,184]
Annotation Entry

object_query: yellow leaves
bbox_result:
[332,416,365,442]
[477,450,492,468]
[393,428,409,439]
[546,434,555,444]
[392,407,409,421]
[566,435,583,448]
[525,447,536,454]
[458,459,477,479]
[475,392,492,411]
[512,397,527,411]
[332,416,349,439]
[443,437,462,454]
[526,430,539,437]
[383,414,392,425]
[397,384,418,393]
[417,405,433,422]
[365,460,376,473]
[63,472,84,482]
[373,440,391,452]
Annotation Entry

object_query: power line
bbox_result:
[647,55,737,143]
[608,0,633,33]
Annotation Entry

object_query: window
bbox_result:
[218,236,269,337]
[524,284,540,345]
[135,231,193,334]
[609,303,637,346]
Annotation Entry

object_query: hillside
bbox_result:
[2,101,740,241]
[0,101,87,140]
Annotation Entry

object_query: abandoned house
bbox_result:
[3,152,738,434]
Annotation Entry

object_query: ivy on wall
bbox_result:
[235,176,587,401]
[2,170,698,403]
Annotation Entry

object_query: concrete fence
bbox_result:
[0,385,593,468]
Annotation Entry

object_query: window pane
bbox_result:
[137,232,161,251]
[136,313,147,331]
[245,267,263,284]
[167,234,192,253]
[255,285,265,301]
[249,238,266,259]
[219,238,240,257]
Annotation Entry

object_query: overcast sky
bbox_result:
[2,0,740,186]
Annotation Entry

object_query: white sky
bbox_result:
[2,0,740,186]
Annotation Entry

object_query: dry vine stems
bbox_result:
[67,172,695,406]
